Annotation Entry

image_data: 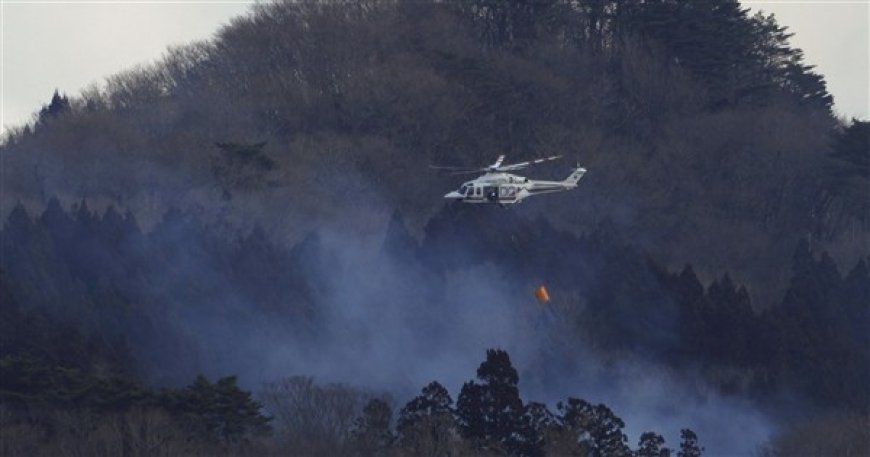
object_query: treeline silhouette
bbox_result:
[2,0,866,301]
[268,349,704,457]
[3,340,706,456]
[1,199,320,386]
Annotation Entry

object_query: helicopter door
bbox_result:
[484,186,499,202]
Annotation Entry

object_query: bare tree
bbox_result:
[259,376,371,456]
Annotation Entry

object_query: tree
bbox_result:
[842,258,870,353]
[38,89,71,124]
[165,375,270,445]
[637,431,671,457]
[780,60,833,110]
[747,12,832,110]
[259,376,368,454]
[617,0,755,105]
[830,120,870,179]
[211,141,276,198]
[455,0,554,50]
[351,398,395,457]
[557,397,631,457]
[456,349,539,456]
[396,381,458,455]
[677,428,703,457]
[212,376,272,443]
[523,402,559,455]
[782,240,840,313]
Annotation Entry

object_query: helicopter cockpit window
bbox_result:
[459,185,469,196]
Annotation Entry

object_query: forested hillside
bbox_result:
[3,0,866,297]
[1,0,868,455]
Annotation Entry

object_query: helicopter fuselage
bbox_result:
[444,168,586,205]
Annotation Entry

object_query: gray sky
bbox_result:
[1,1,251,136]
[1,1,868,137]
[742,0,869,121]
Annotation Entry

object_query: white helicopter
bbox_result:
[431,154,586,205]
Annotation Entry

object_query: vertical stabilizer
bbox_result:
[564,166,587,186]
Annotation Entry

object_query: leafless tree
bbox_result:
[259,376,372,456]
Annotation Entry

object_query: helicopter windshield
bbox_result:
[459,185,470,196]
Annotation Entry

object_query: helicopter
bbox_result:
[431,154,586,205]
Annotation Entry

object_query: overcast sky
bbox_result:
[1,1,868,136]
[742,0,869,121]
[1,0,250,136]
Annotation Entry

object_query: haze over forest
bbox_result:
[1,1,868,456]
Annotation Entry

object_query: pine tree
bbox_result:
[456,349,539,456]
[167,375,270,444]
[782,241,841,314]
[38,89,71,124]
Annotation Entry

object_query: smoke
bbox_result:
[1,162,779,455]
[238,226,545,396]
[530,357,777,455]
[155,207,776,455]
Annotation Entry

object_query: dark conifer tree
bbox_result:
[1,203,75,314]
[675,265,704,304]
[397,381,458,455]
[3,203,35,245]
[842,259,870,338]
[830,120,870,179]
[40,198,74,244]
[456,349,540,456]
[822,120,870,225]
[781,59,833,110]
[677,428,703,457]
[213,375,271,443]
[38,89,71,124]
[397,381,454,434]
[167,375,270,444]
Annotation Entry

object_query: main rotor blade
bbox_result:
[491,154,506,168]
[498,155,562,171]
[449,169,487,176]
[429,165,484,172]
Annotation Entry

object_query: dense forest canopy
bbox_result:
[3,0,866,295]
[1,0,868,455]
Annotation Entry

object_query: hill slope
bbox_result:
[2,0,867,303]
